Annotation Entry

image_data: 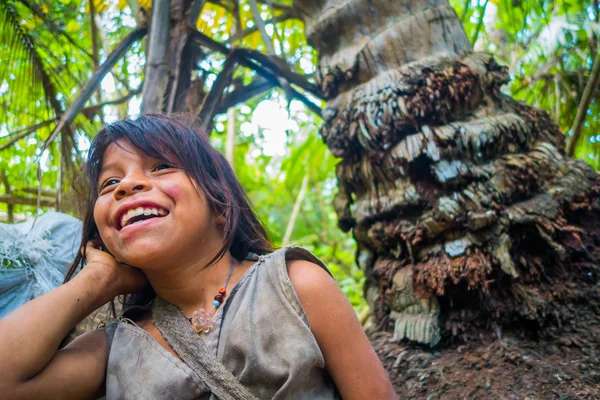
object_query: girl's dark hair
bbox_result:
[65,113,273,315]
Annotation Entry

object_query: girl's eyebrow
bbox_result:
[99,162,120,175]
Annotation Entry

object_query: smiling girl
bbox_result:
[0,114,396,399]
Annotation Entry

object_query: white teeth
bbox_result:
[120,206,168,228]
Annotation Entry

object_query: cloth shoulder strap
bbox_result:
[152,297,258,400]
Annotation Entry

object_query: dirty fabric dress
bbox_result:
[104,246,340,399]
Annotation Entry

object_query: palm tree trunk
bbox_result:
[298,0,600,350]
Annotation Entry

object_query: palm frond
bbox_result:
[0,0,54,132]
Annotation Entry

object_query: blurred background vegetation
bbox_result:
[1,0,599,312]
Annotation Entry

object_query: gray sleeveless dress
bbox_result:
[104,246,340,399]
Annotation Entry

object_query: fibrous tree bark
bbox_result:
[296,0,600,355]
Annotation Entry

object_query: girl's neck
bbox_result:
[143,245,237,315]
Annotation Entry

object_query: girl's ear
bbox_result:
[216,214,226,225]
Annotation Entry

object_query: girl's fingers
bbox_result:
[81,242,92,257]
[82,239,104,257]
[89,238,103,248]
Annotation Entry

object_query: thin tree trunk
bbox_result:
[248,0,276,55]
[89,0,100,68]
[0,171,13,223]
[282,174,309,246]
[141,0,171,112]
[57,139,63,211]
[226,107,236,166]
[567,50,600,157]
[555,74,561,122]
[126,0,140,22]
[470,0,489,46]
[89,1,105,121]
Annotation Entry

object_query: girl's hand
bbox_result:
[82,240,149,296]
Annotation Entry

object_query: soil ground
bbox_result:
[373,325,600,399]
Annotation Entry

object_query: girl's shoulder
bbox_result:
[259,244,332,278]
[243,245,334,325]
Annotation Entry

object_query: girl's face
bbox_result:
[93,139,223,270]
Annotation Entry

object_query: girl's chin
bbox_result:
[113,247,169,269]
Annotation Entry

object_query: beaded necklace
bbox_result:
[185,258,237,335]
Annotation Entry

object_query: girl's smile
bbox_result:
[115,201,168,230]
[93,139,222,270]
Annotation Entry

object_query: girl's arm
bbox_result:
[0,243,148,399]
[287,259,398,400]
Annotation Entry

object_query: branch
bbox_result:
[256,0,293,14]
[470,0,489,46]
[248,0,276,55]
[236,48,322,98]
[82,87,143,117]
[282,174,309,246]
[0,120,55,151]
[555,76,575,104]
[0,89,140,153]
[189,30,322,99]
[216,77,274,114]
[263,0,285,55]
[187,0,207,25]
[460,0,470,21]
[189,30,323,116]
[17,187,57,197]
[189,27,231,53]
[512,56,560,94]
[567,51,600,157]
[127,0,140,19]
[247,0,303,108]
[0,194,55,207]
[290,89,322,117]
[42,27,147,149]
[207,0,294,14]
[198,52,238,132]
[227,13,295,43]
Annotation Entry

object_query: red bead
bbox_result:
[218,287,227,295]
[214,294,224,302]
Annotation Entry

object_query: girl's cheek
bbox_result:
[164,184,181,199]
[93,200,103,226]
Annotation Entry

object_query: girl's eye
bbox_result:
[154,162,172,171]
[100,179,119,191]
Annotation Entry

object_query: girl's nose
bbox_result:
[114,176,150,200]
